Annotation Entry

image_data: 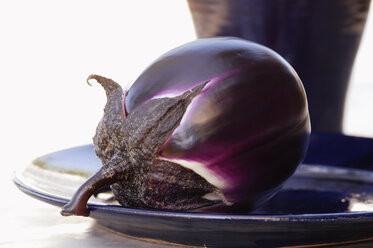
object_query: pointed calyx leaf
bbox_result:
[87,74,126,120]
[87,74,123,98]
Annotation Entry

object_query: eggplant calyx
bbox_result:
[62,80,214,217]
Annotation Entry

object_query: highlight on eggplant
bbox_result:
[61,37,310,217]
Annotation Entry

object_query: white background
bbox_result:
[0,0,372,198]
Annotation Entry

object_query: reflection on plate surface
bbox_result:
[13,133,373,247]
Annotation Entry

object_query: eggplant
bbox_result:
[61,37,310,217]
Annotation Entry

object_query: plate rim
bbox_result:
[13,171,373,223]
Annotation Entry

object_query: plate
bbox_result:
[13,133,373,247]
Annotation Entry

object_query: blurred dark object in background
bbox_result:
[187,0,371,133]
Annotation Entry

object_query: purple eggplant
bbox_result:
[61,37,310,217]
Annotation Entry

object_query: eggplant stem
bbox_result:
[60,153,128,217]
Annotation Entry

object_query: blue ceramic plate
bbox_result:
[13,133,373,247]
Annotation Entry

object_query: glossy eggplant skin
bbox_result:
[125,37,310,211]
